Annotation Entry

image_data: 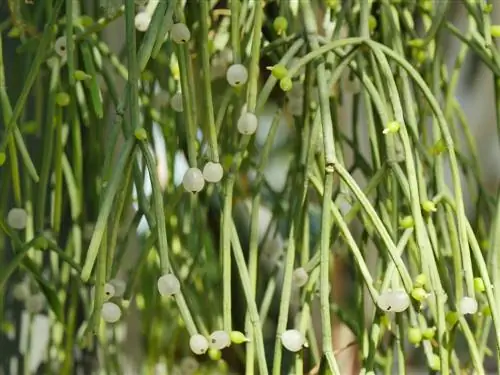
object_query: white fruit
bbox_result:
[281,329,305,352]
[135,12,151,32]
[12,282,30,301]
[170,92,183,112]
[101,302,121,323]
[182,168,205,193]
[209,330,231,350]
[179,356,199,374]
[54,36,67,57]
[157,273,181,296]
[226,64,248,87]
[458,296,478,315]
[25,293,45,313]
[377,290,410,313]
[237,112,258,135]
[7,208,27,230]
[292,267,309,287]
[171,23,191,44]
[202,162,224,183]
[189,334,209,355]
[109,279,126,297]
[104,283,116,300]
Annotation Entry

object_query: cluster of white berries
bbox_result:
[182,161,224,193]
[281,329,305,352]
[189,330,231,355]
[12,281,46,313]
[99,279,127,323]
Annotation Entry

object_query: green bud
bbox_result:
[430,138,446,155]
[429,354,440,371]
[491,25,500,38]
[55,92,70,107]
[134,128,148,141]
[399,215,414,229]
[208,348,221,360]
[8,27,21,38]
[74,70,91,81]
[33,237,49,250]
[0,152,6,166]
[368,15,377,33]
[79,16,94,28]
[408,327,422,345]
[414,273,427,288]
[422,327,436,339]
[408,38,425,48]
[474,277,486,293]
[230,331,249,344]
[422,200,437,213]
[273,16,288,35]
[411,287,428,302]
[446,311,459,327]
[383,121,400,134]
[279,77,293,92]
[267,64,288,80]
[484,4,493,14]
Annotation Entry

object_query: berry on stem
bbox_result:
[189,334,209,355]
[377,290,410,312]
[237,112,258,135]
[281,329,305,352]
[226,64,248,87]
[171,23,191,43]
[7,208,27,230]
[157,273,181,296]
[101,302,121,323]
[209,330,231,350]
[203,162,224,183]
[182,168,205,193]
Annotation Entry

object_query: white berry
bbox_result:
[101,302,121,323]
[281,329,305,352]
[458,296,478,315]
[226,64,248,87]
[189,334,209,355]
[209,330,231,350]
[377,290,410,313]
[12,282,30,301]
[54,36,67,57]
[109,279,126,297]
[171,23,191,44]
[292,267,309,287]
[135,12,151,32]
[203,162,224,183]
[25,293,45,313]
[180,356,199,374]
[104,283,116,300]
[170,92,183,112]
[182,168,205,193]
[157,273,181,296]
[7,208,27,230]
[237,112,258,135]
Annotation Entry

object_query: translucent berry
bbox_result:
[101,301,121,323]
[54,36,67,57]
[134,12,151,32]
[230,330,250,344]
[171,23,191,44]
[157,273,181,296]
[203,162,224,183]
[458,296,478,315]
[377,290,410,312]
[104,283,116,300]
[12,282,30,301]
[7,208,27,230]
[182,167,205,193]
[180,356,199,374]
[226,64,248,87]
[109,279,126,297]
[25,293,45,313]
[209,330,231,350]
[134,128,148,141]
[281,329,305,352]
[408,327,422,345]
[237,112,258,135]
[273,16,288,35]
[189,334,209,355]
[292,267,309,287]
[170,92,183,112]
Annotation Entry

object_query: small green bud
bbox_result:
[484,4,493,14]
[408,327,422,345]
[422,326,436,339]
[0,152,6,166]
[79,15,94,28]
[8,27,21,38]
[134,128,148,141]
[446,311,459,326]
[474,277,486,293]
[273,16,288,35]
[33,237,49,250]
[491,25,500,38]
[368,15,377,33]
[55,92,70,107]
[74,70,91,81]
[267,64,288,80]
[414,273,427,288]
[326,0,339,9]
[415,50,427,63]
[483,306,492,316]
[411,287,428,302]
[399,215,414,229]
[430,138,446,155]
[279,77,293,92]
[141,70,154,82]
[408,38,425,48]
[421,0,433,12]
[230,331,249,344]
[429,354,440,371]
[208,348,221,360]
[383,121,400,134]
[422,200,437,213]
